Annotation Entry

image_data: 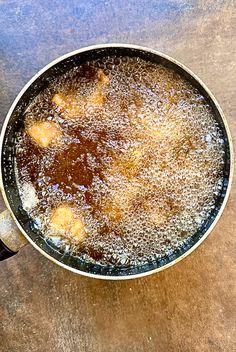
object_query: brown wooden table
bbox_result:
[0,1,235,351]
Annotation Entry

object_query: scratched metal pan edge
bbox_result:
[0,43,233,280]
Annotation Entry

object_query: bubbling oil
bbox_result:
[15,56,225,266]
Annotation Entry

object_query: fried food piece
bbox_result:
[161,111,186,143]
[87,69,109,107]
[129,114,161,143]
[71,219,87,242]
[97,69,109,85]
[52,93,67,109]
[148,209,167,226]
[27,121,61,148]
[133,109,185,145]
[111,147,145,179]
[102,183,140,222]
[52,93,84,118]
[87,90,105,106]
[52,69,109,118]
[50,205,75,230]
[102,198,124,222]
[50,205,87,243]
[144,197,180,227]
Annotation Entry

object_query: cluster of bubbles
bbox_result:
[15,55,225,267]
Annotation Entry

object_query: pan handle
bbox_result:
[0,210,28,260]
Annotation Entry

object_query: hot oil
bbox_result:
[14,56,225,266]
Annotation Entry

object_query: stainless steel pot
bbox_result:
[0,44,233,280]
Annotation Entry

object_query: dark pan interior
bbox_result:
[1,46,231,277]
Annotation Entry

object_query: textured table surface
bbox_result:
[0,1,235,351]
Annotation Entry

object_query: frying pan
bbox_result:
[0,44,233,280]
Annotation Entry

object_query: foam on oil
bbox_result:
[15,56,225,266]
